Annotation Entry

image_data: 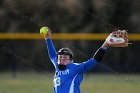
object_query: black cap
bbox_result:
[57,48,73,59]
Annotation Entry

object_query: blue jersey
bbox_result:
[45,38,97,93]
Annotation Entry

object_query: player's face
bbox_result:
[58,55,71,65]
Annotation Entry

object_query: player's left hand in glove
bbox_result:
[104,30,129,47]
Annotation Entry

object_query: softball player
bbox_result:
[44,28,128,93]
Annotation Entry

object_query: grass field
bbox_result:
[0,72,140,93]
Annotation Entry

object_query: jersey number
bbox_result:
[54,77,60,87]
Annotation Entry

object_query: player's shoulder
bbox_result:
[67,63,81,70]
[69,63,81,67]
[72,63,81,65]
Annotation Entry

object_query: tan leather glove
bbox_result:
[105,30,129,47]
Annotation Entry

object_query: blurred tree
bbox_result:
[0,0,140,73]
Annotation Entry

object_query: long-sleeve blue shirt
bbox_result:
[45,38,98,93]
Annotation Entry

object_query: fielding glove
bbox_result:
[106,30,129,47]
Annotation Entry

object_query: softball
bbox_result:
[40,26,49,36]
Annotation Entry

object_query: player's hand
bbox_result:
[104,29,129,47]
[45,27,51,39]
